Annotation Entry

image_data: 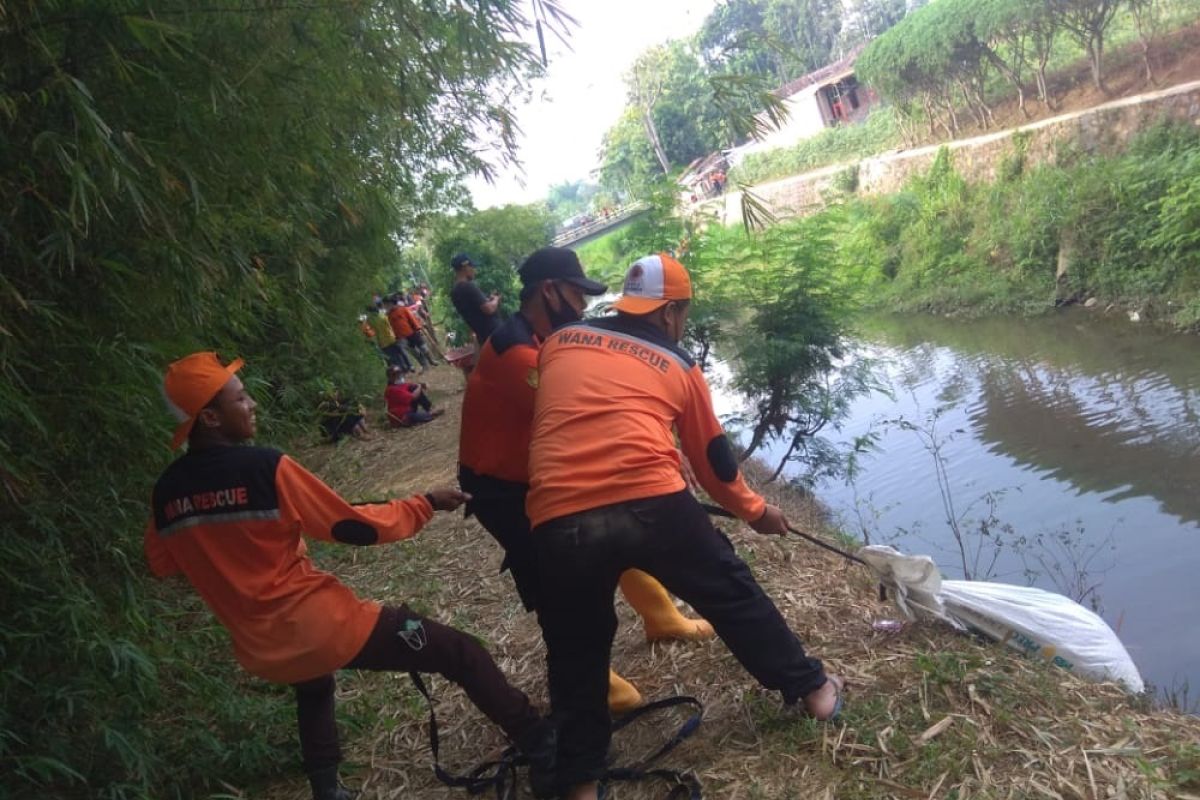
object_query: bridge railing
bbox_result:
[552,203,649,247]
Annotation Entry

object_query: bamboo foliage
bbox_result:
[0,2,563,796]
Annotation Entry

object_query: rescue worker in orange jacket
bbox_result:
[458,247,715,714]
[386,295,437,370]
[144,352,552,800]
[526,254,845,800]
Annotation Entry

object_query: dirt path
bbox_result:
[256,365,1200,800]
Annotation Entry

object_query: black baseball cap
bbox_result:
[450,253,474,270]
[518,247,606,295]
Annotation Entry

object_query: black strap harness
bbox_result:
[410,672,704,799]
[397,500,862,798]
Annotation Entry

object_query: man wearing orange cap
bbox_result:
[458,247,715,716]
[145,352,552,800]
[526,255,845,800]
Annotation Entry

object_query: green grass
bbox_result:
[573,227,630,274]
[781,120,1200,327]
[729,107,903,186]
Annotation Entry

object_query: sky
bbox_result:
[466,0,719,210]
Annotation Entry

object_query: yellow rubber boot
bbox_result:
[618,569,715,642]
[608,669,643,713]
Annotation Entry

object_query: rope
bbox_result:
[411,673,704,800]
[699,503,868,567]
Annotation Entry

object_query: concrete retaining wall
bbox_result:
[720,79,1200,222]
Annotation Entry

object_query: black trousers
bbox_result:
[410,391,432,413]
[320,413,363,443]
[406,332,435,367]
[533,490,827,786]
[292,604,540,775]
[382,341,413,371]
[459,467,538,612]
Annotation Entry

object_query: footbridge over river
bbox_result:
[554,203,649,248]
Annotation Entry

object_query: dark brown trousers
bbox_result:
[292,604,539,774]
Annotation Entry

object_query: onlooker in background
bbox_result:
[387,295,437,371]
[317,385,369,443]
[407,289,445,362]
[358,312,376,346]
[385,365,443,427]
[450,253,501,343]
[359,308,389,365]
[410,288,430,324]
[369,301,413,373]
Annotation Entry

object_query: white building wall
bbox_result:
[729,86,828,163]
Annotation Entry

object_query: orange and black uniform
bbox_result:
[458,311,542,609]
[388,304,435,368]
[528,316,827,787]
[387,304,420,340]
[145,444,539,775]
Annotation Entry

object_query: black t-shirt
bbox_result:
[451,280,501,342]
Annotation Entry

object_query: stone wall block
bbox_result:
[742,81,1200,222]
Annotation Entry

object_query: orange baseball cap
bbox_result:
[162,351,245,449]
[612,253,693,315]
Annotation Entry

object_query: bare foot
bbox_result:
[802,675,845,721]
[565,781,599,800]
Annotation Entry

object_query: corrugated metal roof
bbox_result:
[773,42,868,100]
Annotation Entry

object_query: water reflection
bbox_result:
[974,364,1200,523]
[865,313,1200,525]
[726,310,1200,705]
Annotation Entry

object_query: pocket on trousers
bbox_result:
[535,517,582,552]
[626,498,663,527]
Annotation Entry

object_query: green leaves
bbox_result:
[427,203,558,336]
[683,214,873,482]
[1,2,562,796]
[123,15,187,55]
[1148,145,1200,256]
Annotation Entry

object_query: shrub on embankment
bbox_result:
[779,120,1200,325]
[728,107,903,187]
[0,4,551,798]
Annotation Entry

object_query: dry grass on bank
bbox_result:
[957,21,1200,140]
[256,366,1200,800]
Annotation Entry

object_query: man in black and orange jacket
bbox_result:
[458,247,715,715]
[386,295,437,370]
[145,352,550,800]
[527,254,845,800]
